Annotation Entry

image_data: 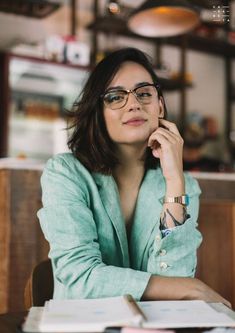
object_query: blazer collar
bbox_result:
[92,168,165,199]
[92,168,165,268]
[92,172,130,266]
[130,168,165,269]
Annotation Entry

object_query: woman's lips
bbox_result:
[123,118,147,126]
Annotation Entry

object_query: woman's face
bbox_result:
[103,61,164,147]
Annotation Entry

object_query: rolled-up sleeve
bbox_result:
[147,174,202,277]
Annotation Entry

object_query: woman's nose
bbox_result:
[126,92,141,111]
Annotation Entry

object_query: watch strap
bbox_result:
[164,194,189,206]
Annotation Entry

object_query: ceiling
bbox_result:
[0,0,234,50]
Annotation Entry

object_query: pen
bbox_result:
[104,327,175,333]
[124,295,147,321]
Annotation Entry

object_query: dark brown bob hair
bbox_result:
[67,47,167,175]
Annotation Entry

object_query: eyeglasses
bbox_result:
[101,83,160,110]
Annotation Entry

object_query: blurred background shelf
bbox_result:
[87,16,235,57]
[0,52,89,159]
[158,77,193,91]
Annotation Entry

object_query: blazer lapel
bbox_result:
[92,173,130,266]
[130,168,165,269]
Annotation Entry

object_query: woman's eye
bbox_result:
[137,91,152,98]
[106,93,124,103]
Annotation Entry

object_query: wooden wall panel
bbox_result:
[0,168,49,314]
[196,201,235,307]
[0,170,11,313]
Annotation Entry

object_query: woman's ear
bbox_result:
[159,96,165,119]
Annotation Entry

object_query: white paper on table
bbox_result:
[138,300,235,328]
[38,296,143,332]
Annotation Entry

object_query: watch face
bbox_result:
[164,195,189,206]
[183,195,189,206]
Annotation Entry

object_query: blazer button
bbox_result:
[160,249,167,256]
[155,235,161,242]
[160,262,168,270]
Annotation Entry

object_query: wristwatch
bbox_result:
[164,194,189,206]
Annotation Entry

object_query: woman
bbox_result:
[38,47,229,305]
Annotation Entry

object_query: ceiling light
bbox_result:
[128,0,200,37]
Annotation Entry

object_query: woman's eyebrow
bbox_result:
[135,81,153,88]
[106,81,153,92]
[106,85,124,92]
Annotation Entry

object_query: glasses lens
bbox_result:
[135,85,157,104]
[103,90,127,110]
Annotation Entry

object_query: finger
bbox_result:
[159,119,181,136]
[149,139,161,158]
[156,127,182,143]
[150,130,176,145]
[148,128,180,147]
[152,148,161,158]
[148,132,172,148]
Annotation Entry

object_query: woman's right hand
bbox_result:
[142,276,231,308]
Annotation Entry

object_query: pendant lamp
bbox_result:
[128,0,200,37]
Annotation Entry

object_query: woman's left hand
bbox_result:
[148,119,184,183]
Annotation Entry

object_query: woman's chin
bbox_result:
[120,138,149,147]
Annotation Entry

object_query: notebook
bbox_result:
[22,295,235,332]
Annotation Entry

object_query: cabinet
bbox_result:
[0,53,89,159]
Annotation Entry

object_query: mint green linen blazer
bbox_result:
[38,153,202,301]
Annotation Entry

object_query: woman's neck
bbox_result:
[113,144,146,189]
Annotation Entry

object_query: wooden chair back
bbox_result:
[24,259,54,308]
